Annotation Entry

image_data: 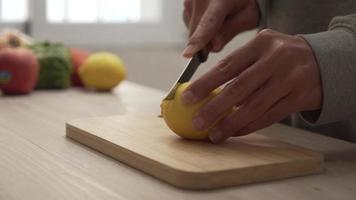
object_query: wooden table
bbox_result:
[1,81,356,200]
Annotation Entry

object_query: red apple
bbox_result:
[0,48,39,94]
[70,48,91,87]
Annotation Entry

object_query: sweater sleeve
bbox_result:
[299,14,356,125]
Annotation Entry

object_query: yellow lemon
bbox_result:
[161,82,229,140]
[79,52,126,91]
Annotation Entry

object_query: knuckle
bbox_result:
[213,58,232,74]
[188,35,203,45]
[259,28,275,36]
[256,29,276,41]
[274,39,289,51]
[199,15,219,29]
[272,38,293,58]
[225,77,247,100]
[225,82,240,98]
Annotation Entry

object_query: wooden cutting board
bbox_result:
[66,115,323,189]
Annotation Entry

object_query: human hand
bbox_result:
[182,29,322,143]
[182,0,259,57]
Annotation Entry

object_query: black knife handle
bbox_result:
[197,49,209,63]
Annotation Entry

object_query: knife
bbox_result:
[163,50,209,100]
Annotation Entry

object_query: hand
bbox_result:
[182,29,322,143]
[182,0,259,57]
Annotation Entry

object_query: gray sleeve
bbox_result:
[256,0,268,28]
[299,14,356,125]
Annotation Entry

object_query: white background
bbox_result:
[0,0,186,47]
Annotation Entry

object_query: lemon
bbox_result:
[161,82,230,140]
[79,52,126,91]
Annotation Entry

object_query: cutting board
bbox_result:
[66,115,323,189]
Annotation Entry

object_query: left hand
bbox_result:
[182,29,322,143]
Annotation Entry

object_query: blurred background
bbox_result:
[0,0,255,91]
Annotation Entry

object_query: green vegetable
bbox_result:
[29,41,72,89]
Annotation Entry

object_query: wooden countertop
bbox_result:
[1,81,356,200]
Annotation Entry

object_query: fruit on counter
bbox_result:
[70,48,91,87]
[29,42,73,89]
[161,82,229,140]
[79,52,126,91]
[0,47,39,94]
[0,29,33,50]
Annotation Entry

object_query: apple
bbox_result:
[161,82,230,140]
[70,48,91,87]
[0,48,39,94]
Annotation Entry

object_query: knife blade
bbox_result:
[163,50,209,100]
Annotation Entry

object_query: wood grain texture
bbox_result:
[1,81,356,200]
[66,115,323,189]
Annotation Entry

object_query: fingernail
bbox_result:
[182,45,195,57]
[192,116,205,130]
[213,39,222,52]
[209,128,222,143]
[181,90,196,104]
[216,60,231,72]
[213,44,222,52]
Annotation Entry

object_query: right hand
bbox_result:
[183,0,260,57]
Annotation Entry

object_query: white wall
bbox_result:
[31,0,186,47]
[0,23,24,31]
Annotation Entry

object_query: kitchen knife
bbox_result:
[163,50,209,100]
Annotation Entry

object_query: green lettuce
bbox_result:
[29,41,72,89]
